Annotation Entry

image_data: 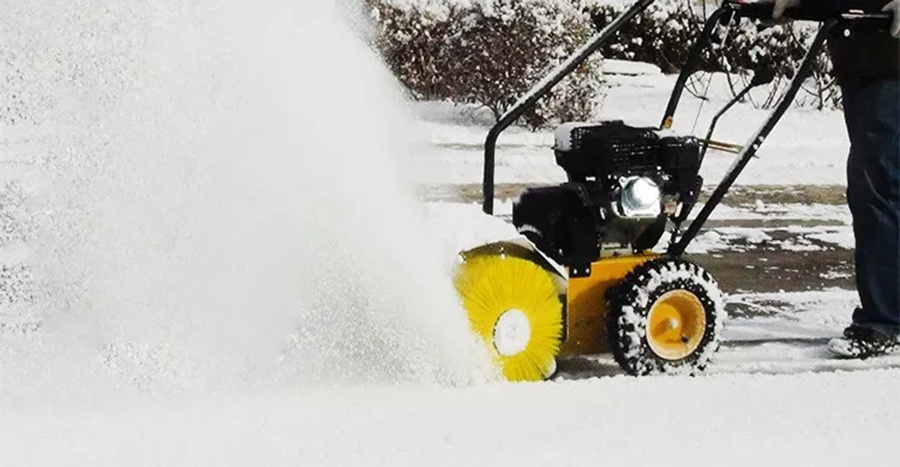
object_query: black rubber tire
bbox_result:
[606,257,724,376]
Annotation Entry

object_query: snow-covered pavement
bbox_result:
[4,368,899,467]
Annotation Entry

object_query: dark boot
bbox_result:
[829,322,900,359]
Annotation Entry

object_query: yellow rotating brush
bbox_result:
[454,254,563,382]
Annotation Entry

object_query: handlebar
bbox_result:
[725,0,892,28]
[661,0,892,129]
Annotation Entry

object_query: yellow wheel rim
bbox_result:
[647,290,707,361]
[454,255,563,382]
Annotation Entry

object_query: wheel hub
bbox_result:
[647,290,707,360]
[493,309,532,357]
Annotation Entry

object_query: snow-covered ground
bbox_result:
[10,182,896,466]
[5,368,900,467]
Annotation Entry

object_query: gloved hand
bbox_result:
[772,0,802,19]
[883,0,900,38]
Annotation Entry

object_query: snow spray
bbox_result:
[0,0,493,400]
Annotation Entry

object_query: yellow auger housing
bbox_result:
[561,254,657,356]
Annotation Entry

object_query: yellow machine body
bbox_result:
[454,240,659,381]
[559,254,657,356]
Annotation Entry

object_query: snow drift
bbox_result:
[0,0,493,403]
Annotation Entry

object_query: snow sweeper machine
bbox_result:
[452,0,893,381]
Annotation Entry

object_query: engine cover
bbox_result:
[554,120,701,201]
[513,121,702,276]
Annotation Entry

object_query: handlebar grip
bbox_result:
[728,1,831,21]
[722,1,893,30]
[838,12,893,31]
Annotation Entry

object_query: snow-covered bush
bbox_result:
[718,19,839,109]
[367,0,604,129]
[368,0,839,114]
[589,0,840,109]
[589,0,703,74]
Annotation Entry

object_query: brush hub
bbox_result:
[493,309,531,357]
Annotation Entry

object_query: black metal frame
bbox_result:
[668,19,834,256]
[481,0,891,257]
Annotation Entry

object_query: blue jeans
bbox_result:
[842,79,900,339]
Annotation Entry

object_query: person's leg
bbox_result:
[843,79,900,339]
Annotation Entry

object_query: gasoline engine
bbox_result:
[513,121,703,277]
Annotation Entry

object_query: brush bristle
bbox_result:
[454,255,563,382]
